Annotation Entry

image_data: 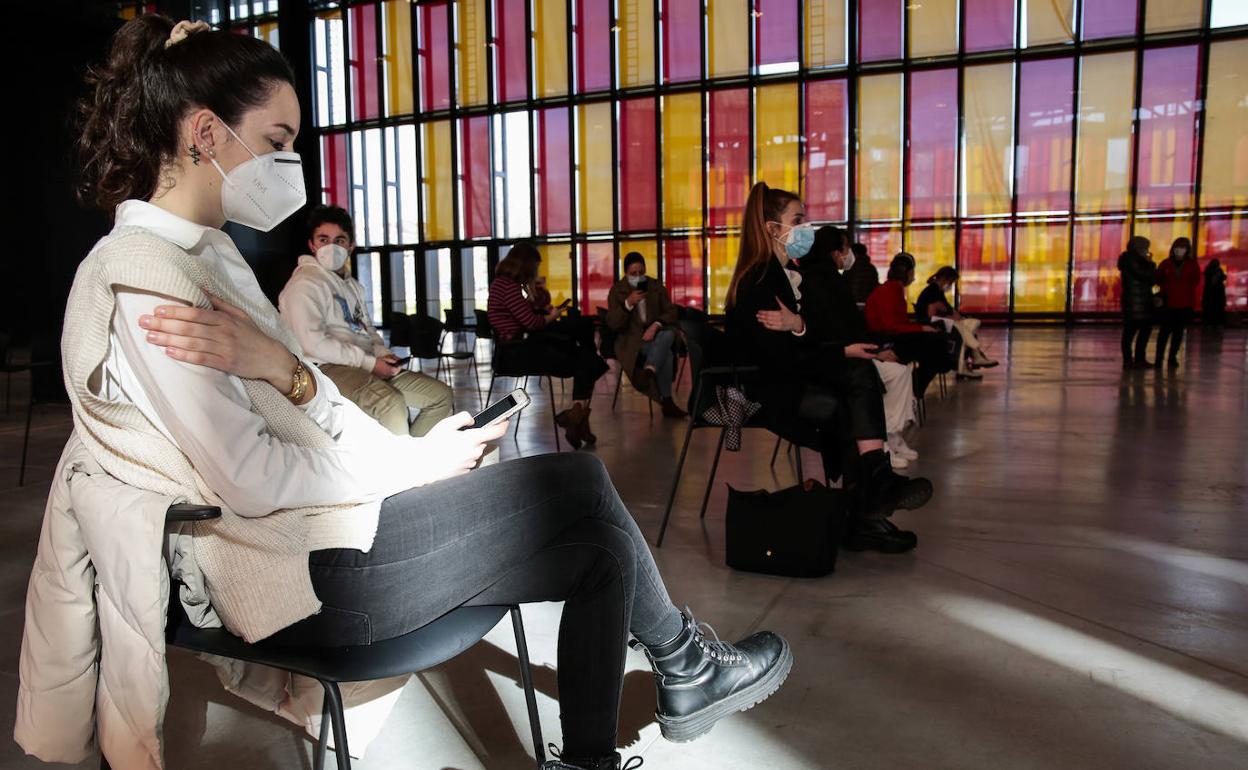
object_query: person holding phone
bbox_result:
[279,205,452,436]
[725,183,933,552]
[487,243,609,448]
[606,252,687,418]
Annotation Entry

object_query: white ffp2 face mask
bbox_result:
[316,243,349,272]
[208,121,306,232]
[838,250,856,273]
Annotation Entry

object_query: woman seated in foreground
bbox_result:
[28,17,792,770]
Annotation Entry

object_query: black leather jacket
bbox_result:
[1117,251,1156,321]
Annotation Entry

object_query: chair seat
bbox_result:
[442,351,475,360]
[168,605,509,684]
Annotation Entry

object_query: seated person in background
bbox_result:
[487,242,609,448]
[606,251,687,419]
[843,241,880,304]
[279,205,452,436]
[865,253,953,399]
[726,182,932,553]
[800,226,920,470]
[914,266,998,379]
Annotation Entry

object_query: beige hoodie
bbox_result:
[278,254,392,370]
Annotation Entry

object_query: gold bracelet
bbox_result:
[285,358,309,403]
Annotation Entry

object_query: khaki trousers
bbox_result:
[318,364,454,437]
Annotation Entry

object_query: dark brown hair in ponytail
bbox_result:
[725,182,801,310]
[76,14,296,211]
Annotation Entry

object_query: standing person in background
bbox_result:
[843,242,880,304]
[1202,259,1227,327]
[914,266,998,379]
[280,205,453,436]
[1118,235,1156,369]
[864,253,953,399]
[606,252,687,418]
[1154,237,1201,369]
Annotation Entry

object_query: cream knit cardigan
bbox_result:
[62,226,378,642]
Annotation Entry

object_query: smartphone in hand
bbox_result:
[462,388,531,429]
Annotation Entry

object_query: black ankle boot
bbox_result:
[631,612,793,743]
[860,449,933,518]
[843,516,918,553]
[542,747,642,770]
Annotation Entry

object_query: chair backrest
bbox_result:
[30,330,67,404]
[408,314,446,359]
[444,307,473,332]
[0,331,11,365]
[474,309,494,340]
[388,311,412,348]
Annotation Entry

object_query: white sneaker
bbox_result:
[888,450,910,470]
[888,433,919,461]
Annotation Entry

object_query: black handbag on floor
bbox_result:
[725,480,847,578]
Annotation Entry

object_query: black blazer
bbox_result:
[796,255,866,354]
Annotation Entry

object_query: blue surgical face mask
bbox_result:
[777,223,815,260]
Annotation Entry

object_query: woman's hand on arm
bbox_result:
[756,304,805,334]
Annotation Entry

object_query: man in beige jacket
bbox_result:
[279,206,452,436]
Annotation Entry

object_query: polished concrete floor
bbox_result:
[2,326,1247,770]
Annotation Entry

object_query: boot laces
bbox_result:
[546,744,644,770]
[686,609,744,664]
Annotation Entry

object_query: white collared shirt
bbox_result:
[101,200,425,517]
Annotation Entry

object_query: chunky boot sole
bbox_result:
[656,639,794,743]
[844,529,919,553]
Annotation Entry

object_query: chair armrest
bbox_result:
[166,503,222,522]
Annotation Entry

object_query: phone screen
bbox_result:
[471,393,518,429]
[636,278,649,292]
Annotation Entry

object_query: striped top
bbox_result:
[488,275,546,342]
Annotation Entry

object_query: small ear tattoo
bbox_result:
[188,145,202,165]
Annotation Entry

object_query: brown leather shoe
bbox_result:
[554,405,585,449]
[661,396,687,419]
[633,366,655,395]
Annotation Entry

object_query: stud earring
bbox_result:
[188,145,201,165]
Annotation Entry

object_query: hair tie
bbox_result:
[165,20,210,49]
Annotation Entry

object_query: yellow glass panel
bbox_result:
[805,0,847,67]
[1076,52,1135,213]
[1146,0,1204,33]
[662,93,704,228]
[1026,0,1075,46]
[755,85,800,194]
[422,121,453,241]
[622,239,659,266]
[1200,39,1248,209]
[536,0,569,98]
[457,0,489,106]
[1131,216,1195,253]
[383,1,413,116]
[708,234,741,313]
[856,73,903,221]
[708,0,749,78]
[962,63,1014,217]
[578,102,614,232]
[618,0,656,88]
[538,244,574,306]
[1014,220,1070,312]
[909,0,958,58]
[903,225,956,303]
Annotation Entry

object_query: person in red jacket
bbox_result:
[865,253,953,398]
[1154,237,1201,368]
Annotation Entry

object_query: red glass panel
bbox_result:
[709,88,750,227]
[664,237,705,310]
[349,4,380,120]
[663,0,702,82]
[1082,0,1138,40]
[1071,218,1129,312]
[756,0,799,69]
[958,223,1013,313]
[496,0,528,102]
[1017,58,1075,213]
[620,97,658,231]
[576,0,611,93]
[321,132,350,208]
[964,0,1015,52]
[461,116,492,239]
[805,79,848,222]
[855,227,902,264]
[537,107,572,235]
[907,68,958,220]
[418,2,450,112]
[579,243,616,314]
[1136,45,1201,212]
[1200,216,1248,313]
[859,0,902,62]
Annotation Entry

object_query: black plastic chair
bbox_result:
[478,311,563,452]
[18,332,64,486]
[409,314,481,401]
[101,503,548,770]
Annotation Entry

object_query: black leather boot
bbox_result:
[542,748,642,769]
[631,612,793,743]
[861,449,933,518]
[843,516,918,553]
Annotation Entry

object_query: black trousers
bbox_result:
[798,358,886,480]
[1155,308,1193,363]
[496,320,609,400]
[884,333,952,397]
[1122,319,1153,363]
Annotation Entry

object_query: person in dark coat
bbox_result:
[1118,235,1156,368]
[1154,237,1201,368]
[843,242,880,304]
[1202,259,1227,327]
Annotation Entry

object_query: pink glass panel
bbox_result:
[756,0,799,69]
[620,97,658,231]
[1136,45,1201,212]
[537,107,572,235]
[418,2,450,112]
[663,0,703,82]
[859,0,903,62]
[964,0,1015,52]
[576,0,611,93]
[496,0,528,102]
[1199,216,1247,313]
[321,132,349,208]
[1071,218,1129,312]
[579,243,616,314]
[461,116,492,239]
[709,88,750,227]
[907,68,959,220]
[805,79,849,222]
[1017,57,1075,213]
[664,238,705,310]
[958,224,1013,313]
[1082,0,1138,40]
[349,4,380,120]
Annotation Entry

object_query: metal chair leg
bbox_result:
[19,397,34,486]
[513,376,527,444]
[510,606,547,765]
[795,446,804,484]
[769,435,783,469]
[320,680,351,770]
[657,383,709,547]
[698,428,727,521]
[611,362,623,411]
[546,376,562,452]
[313,690,331,770]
